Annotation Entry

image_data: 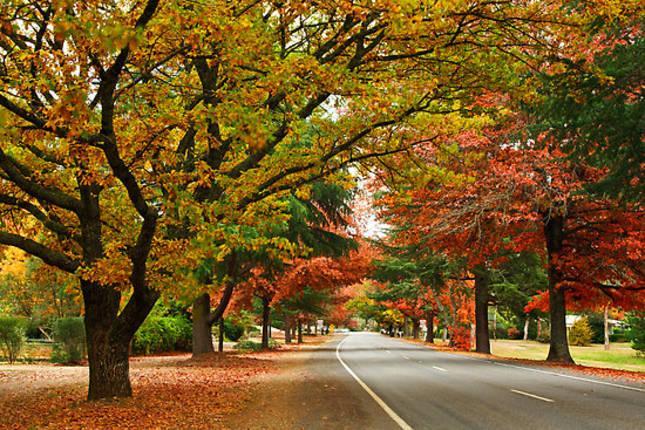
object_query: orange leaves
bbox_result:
[0,353,275,430]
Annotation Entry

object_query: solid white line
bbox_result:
[386,336,645,394]
[336,336,414,430]
[510,389,554,403]
[432,366,447,372]
[493,362,645,393]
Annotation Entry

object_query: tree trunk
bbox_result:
[604,305,610,351]
[544,215,574,363]
[474,268,491,354]
[442,327,448,342]
[425,310,435,343]
[192,293,214,355]
[261,297,271,349]
[218,317,224,353]
[82,279,157,400]
[297,320,303,344]
[403,316,409,337]
[284,316,292,344]
[523,317,530,341]
[412,318,420,339]
[546,282,573,362]
[86,332,131,400]
[314,322,318,335]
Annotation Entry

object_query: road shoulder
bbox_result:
[225,335,399,430]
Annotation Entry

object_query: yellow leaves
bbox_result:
[0,248,29,280]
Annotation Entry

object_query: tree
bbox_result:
[532,31,644,201]
[0,0,604,399]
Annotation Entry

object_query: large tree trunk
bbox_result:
[544,215,574,363]
[261,296,271,349]
[425,310,435,343]
[86,332,131,400]
[192,293,214,355]
[474,268,491,354]
[191,253,238,356]
[284,316,292,344]
[297,320,303,344]
[82,279,129,400]
[82,279,157,400]
[523,317,530,341]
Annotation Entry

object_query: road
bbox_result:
[299,332,645,430]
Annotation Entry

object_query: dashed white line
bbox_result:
[432,366,447,372]
[493,362,645,393]
[511,389,554,403]
[336,337,414,430]
[402,355,410,360]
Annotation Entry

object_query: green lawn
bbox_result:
[490,340,645,372]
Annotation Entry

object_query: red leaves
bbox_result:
[0,353,275,430]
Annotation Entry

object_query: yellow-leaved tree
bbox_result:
[0,0,594,400]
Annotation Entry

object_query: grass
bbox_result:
[490,339,645,372]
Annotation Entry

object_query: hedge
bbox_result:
[51,317,86,363]
[132,315,192,355]
[0,316,26,363]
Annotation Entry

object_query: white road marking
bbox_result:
[386,350,392,354]
[432,366,447,372]
[336,337,414,430]
[386,335,645,394]
[402,355,410,360]
[493,362,645,393]
[510,389,554,403]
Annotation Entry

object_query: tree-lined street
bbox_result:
[0,0,643,428]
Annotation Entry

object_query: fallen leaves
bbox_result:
[0,353,276,430]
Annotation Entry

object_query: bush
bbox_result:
[585,313,605,343]
[234,339,279,351]
[132,315,192,355]
[51,317,86,363]
[536,322,550,343]
[507,327,521,340]
[569,317,593,346]
[626,312,645,355]
[609,329,627,343]
[223,318,245,341]
[0,317,26,363]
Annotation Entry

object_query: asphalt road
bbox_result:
[309,332,645,430]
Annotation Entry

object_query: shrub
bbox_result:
[569,317,593,346]
[0,317,26,363]
[507,327,521,340]
[223,318,245,342]
[51,317,86,363]
[585,313,605,343]
[234,339,279,351]
[536,329,550,343]
[626,312,645,355]
[609,329,627,343]
[132,315,192,355]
